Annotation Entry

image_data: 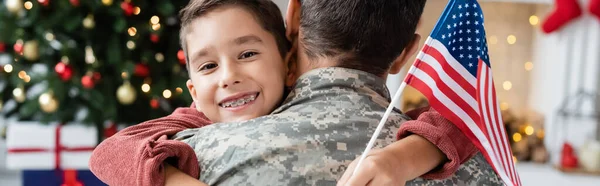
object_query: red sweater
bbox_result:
[89,105,476,186]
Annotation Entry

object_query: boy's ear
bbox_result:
[285,0,301,41]
[186,79,201,111]
[389,33,422,74]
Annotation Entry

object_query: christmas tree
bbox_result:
[0,0,193,133]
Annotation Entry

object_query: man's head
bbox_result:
[285,0,426,79]
[179,0,293,122]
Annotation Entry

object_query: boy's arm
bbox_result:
[165,164,209,186]
[89,105,212,186]
[337,106,477,185]
[397,106,478,179]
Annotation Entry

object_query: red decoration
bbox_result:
[38,0,50,6]
[93,72,102,81]
[134,63,150,77]
[542,0,582,34]
[104,123,118,138]
[150,99,159,109]
[177,50,186,65]
[560,142,579,168]
[121,2,135,16]
[14,42,23,54]
[54,62,74,81]
[591,0,600,20]
[62,170,83,186]
[81,75,94,89]
[0,42,5,53]
[150,34,160,43]
[69,0,80,7]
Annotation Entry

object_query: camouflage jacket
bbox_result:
[173,67,503,186]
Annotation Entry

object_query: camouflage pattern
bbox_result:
[173,67,504,186]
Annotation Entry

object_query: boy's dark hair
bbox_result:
[179,0,290,70]
[299,0,427,76]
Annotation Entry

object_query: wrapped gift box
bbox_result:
[6,121,97,170]
[22,170,106,186]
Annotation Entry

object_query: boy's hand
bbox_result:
[337,147,409,186]
[337,135,446,186]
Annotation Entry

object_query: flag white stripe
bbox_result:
[429,38,477,88]
[409,68,513,186]
[417,50,479,113]
[492,88,519,182]
[482,66,511,180]
[477,66,511,182]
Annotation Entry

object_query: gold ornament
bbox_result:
[0,100,3,111]
[23,40,39,61]
[39,91,59,113]
[5,0,23,14]
[13,87,26,103]
[101,0,112,6]
[117,81,136,105]
[85,46,96,64]
[83,14,95,29]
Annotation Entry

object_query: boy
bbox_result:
[89,0,493,185]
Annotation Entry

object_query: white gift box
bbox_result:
[6,121,98,170]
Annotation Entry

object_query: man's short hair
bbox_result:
[179,0,290,69]
[299,0,427,76]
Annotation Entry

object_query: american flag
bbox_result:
[404,0,521,185]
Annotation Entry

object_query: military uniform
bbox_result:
[173,67,504,186]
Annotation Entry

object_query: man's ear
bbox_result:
[186,79,201,111]
[389,34,422,74]
[284,34,299,87]
[285,0,301,41]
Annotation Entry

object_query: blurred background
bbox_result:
[1,0,600,185]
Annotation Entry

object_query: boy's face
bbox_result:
[185,6,287,122]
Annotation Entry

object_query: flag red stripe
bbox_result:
[406,75,503,179]
[422,45,476,98]
[413,60,482,135]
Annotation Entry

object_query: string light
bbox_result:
[44,33,55,41]
[152,23,161,31]
[500,102,509,111]
[503,81,512,91]
[176,87,183,94]
[24,1,33,10]
[536,130,545,139]
[513,156,518,164]
[163,89,172,99]
[23,75,31,83]
[524,61,534,71]
[141,83,151,93]
[529,15,539,26]
[513,133,522,142]
[150,16,160,24]
[489,35,498,45]
[155,53,164,62]
[4,64,14,73]
[128,27,137,36]
[134,7,141,15]
[18,71,27,79]
[507,35,517,44]
[127,41,136,50]
[121,72,129,79]
[525,126,534,135]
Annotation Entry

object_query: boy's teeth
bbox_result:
[221,94,257,108]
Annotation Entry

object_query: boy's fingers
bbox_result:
[344,160,376,186]
[337,160,357,186]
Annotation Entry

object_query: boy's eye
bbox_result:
[199,63,218,71]
[239,51,258,59]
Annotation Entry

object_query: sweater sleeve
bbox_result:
[397,106,478,179]
[89,105,212,186]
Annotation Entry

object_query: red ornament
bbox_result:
[121,2,135,16]
[103,122,118,138]
[591,0,600,20]
[93,72,102,81]
[150,34,160,43]
[560,142,579,168]
[14,42,23,54]
[177,50,186,65]
[69,0,80,6]
[81,75,95,89]
[38,0,50,6]
[0,42,5,53]
[134,63,150,77]
[54,62,74,81]
[150,99,159,109]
